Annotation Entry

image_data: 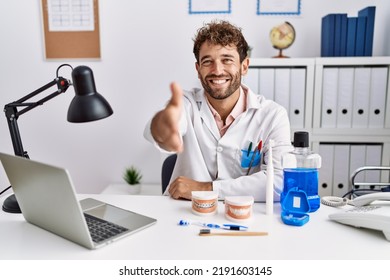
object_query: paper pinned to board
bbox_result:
[47,0,95,32]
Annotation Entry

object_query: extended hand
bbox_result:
[151,82,183,152]
[168,176,212,200]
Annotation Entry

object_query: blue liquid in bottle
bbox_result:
[281,168,320,212]
[281,132,322,213]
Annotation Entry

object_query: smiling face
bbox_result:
[196,42,249,101]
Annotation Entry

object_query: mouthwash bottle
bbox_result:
[281,131,322,212]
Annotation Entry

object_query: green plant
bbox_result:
[123,166,142,185]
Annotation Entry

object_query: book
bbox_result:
[358,6,376,56]
[334,14,348,56]
[355,16,367,56]
[321,14,336,57]
[339,14,348,56]
[346,17,357,56]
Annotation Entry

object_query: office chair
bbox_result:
[161,154,177,194]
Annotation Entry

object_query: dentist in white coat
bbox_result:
[144,20,293,202]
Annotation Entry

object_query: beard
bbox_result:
[199,70,242,100]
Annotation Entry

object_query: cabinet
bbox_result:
[244,57,390,197]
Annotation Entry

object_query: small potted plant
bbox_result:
[123,166,143,194]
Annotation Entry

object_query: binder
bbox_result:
[321,67,339,128]
[289,68,306,128]
[368,67,388,128]
[274,68,290,113]
[352,67,371,128]
[355,16,367,56]
[258,68,275,100]
[339,14,348,56]
[321,14,336,57]
[334,14,348,56]
[365,144,382,191]
[332,144,350,197]
[244,68,260,95]
[358,6,376,56]
[318,144,334,197]
[336,67,354,128]
[346,17,357,56]
[349,145,367,190]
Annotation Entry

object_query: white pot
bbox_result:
[128,184,141,195]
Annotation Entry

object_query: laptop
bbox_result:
[0,152,157,249]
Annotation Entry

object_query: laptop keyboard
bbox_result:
[84,213,129,243]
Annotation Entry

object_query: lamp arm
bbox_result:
[3,77,71,158]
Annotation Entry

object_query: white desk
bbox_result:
[101,183,161,195]
[0,193,389,260]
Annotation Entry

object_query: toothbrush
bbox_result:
[266,139,274,215]
[199,229,267,236]
[178,219,248,231]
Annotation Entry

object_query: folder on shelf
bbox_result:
[365,144,382,190]
[358,6,376,56]
[244,68,260,95]
[332,144,350,197]
[346,17,357,56]
[321,67,339,128]
[352,67,371,128]
[274,68,290,113]
[321,14,336,57]
[258,68,275,100]
[289,68,306,128]
[318,144,334,197]
[355,16,367,56]
[349,144,367,189]
[334,14,348,57]
[368,67,388,128]
[336,67,354,128]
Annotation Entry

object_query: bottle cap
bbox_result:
[293,131,309,148]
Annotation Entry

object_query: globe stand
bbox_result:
[272,49,289,58]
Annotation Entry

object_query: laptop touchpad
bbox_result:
[84,204,156,231]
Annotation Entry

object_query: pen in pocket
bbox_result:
[246,140,263,175]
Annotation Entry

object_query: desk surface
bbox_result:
[1,193,389,260]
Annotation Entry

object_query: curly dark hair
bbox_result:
[193,20,249,63]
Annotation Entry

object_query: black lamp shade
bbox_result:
[67,65,113,123]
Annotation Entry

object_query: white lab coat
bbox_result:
[144,85,293,202]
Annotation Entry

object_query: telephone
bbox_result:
[328,192,390,241]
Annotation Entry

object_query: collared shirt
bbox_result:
[206,87,246,136]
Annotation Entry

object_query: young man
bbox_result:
[144,20,292,201]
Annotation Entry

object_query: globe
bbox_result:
[269,21,296,58]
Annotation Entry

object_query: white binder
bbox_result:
[349,144,367,189]
[336,67,354,128]
[318,144,334,197]
[244,68,260,95]
[259,68,275,100]
[368,67,388,128]
[352,67,371,128]
[365,144,383,190]
[289,68,306,128]
[321,68,339,128]
[274,68,290,113]
[332,144,350,197]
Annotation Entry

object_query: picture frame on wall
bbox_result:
[189,0,231,14]
[257,0,301,16]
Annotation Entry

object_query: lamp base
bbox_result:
[2,194,21,213]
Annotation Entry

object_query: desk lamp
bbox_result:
[2,64,113,213]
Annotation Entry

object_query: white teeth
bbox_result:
[211,79,227,84]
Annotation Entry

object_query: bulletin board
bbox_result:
[41,0,101,59]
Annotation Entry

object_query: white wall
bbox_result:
[0,0,389,194]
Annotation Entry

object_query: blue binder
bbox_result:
[321,14,336,57]
[358,6,376,56]
[355,16,367,56]
[346,17,357,56]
